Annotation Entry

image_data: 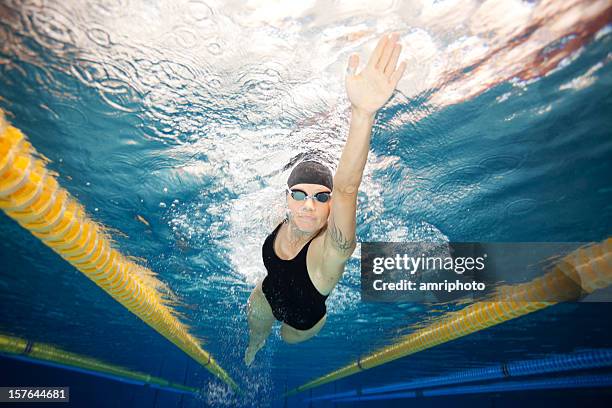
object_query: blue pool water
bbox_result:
[1,1,611,407]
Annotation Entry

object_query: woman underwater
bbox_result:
[245,33,407,366]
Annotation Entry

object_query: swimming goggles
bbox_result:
[286,188,332,203]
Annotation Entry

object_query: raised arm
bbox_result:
[322,33,407,268]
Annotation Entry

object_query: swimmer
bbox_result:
[245,33,407,366]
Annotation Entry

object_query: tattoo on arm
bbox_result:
[328,220,356,255]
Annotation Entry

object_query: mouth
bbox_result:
[299,215,316,221]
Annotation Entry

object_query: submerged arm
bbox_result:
[325,108,373,256]
[322,33,407,272]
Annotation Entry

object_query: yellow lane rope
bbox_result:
[0,333,198,394]
[0,111,238,391]
[285,239,611,397]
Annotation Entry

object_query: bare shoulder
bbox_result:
[307,227,348,296]
[308,230,327,269]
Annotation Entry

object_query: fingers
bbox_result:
[384,42,401,78]
[376,33,398,71]
[367,35,388,70]
[390,61,407,87]
[361,32,406,86]
[346,53,360,76]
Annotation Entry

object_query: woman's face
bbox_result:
[286,183,332,233]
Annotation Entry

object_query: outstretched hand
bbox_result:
[345,33,407,116]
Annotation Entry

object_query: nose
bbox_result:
[302,197,316,210]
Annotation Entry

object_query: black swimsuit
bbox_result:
[261,220,328,331]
